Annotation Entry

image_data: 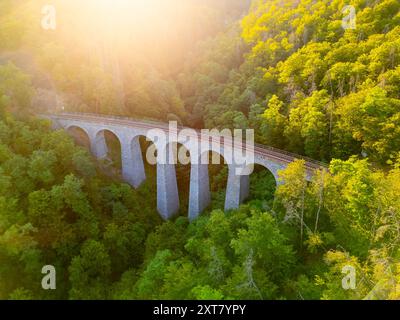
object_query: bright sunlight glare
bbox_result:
[50,0,203,65]
[68,0,193,37]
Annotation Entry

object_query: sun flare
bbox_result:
[51,0,197,55]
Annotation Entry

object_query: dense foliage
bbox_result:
[0,0,399,300]
[1,108,399,299]
[179,0,400,165]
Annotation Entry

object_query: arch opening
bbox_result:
[95,129,122,172]
[244,163,277,208]
[67,126,91,150]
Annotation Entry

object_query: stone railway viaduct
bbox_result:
[42,113,326,221]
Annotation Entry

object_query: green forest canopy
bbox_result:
[0,0,399,300]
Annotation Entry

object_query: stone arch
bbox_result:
[257,158,286,185]
[66,124,90,137]
[240,160,281,187]
[238,162,280,206]
[131,134,157,166]
[66,125,91,149]
[93,128,122,168]
[193,148,232,215]
[94,128,122,147]
[224,157,284,212]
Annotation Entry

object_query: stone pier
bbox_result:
[121,136,146,188]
